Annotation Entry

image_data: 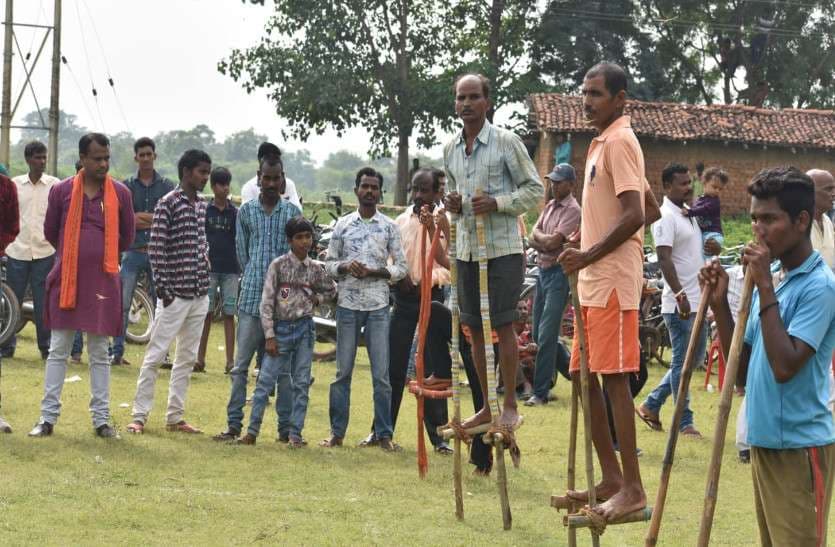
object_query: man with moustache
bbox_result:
[443,73,544,432]
[29,133,135,438]
[126,149,213,435]
[213,153,301,442]
[557,62,649,520]
[637,163,707,438]
[321,167,407,451]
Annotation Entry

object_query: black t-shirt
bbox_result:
[206,201,240,274]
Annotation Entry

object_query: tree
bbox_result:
[221,1,456,205]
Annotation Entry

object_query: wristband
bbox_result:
[759,301,779,317]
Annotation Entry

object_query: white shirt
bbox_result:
[6,173,60,260]
[652,196,704,314]
[240,175,302,210]
[811,214,835,269]
[726,264,745,319]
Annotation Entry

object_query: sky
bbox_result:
[4,0,468,164]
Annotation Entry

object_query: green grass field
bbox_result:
[3,320,831,546]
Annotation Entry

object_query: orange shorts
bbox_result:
[569,290,640,375]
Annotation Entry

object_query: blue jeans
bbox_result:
[643,313,708,431]
[226,311,279,433]
[329,306,393,439]
[531,264,570,399]
[248,318,313,438]
[2,254,54,354]
[112,250,156,359]
[72,331,84,355]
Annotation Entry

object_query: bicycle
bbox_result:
[0,257,21,348]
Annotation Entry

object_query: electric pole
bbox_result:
[0,0,61,172]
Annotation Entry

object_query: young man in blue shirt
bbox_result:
[701,166,835,547]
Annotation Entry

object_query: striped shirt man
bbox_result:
[236,198,302,316]
[149,188,209,302]
[443,119,543,260]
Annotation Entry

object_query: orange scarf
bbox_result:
[59,170,120,310]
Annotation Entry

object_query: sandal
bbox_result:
[319,435,343,448]
[288,436,307,449]
[126,421,144,434]
[635,404,663,432]
[165,421,203,434]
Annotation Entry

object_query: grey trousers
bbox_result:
[41,329,111,428]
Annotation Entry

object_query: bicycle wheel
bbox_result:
[0,283,21,348]
[126,288,155,344]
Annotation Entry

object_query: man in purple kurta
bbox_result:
[29,133,135,438]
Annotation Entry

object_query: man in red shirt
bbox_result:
[0,172,20,433]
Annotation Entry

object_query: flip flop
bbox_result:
[635,405,663,432]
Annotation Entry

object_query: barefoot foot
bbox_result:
[460,407,492,429]
[592,485,646,521]
[499,406,520,428]
[566,481,621,504]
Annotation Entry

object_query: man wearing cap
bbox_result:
[525,164,580,406]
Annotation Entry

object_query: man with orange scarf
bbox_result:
[28,133,135,438]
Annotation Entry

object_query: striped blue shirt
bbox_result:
[443,120,543,260]
[235,198,301,316]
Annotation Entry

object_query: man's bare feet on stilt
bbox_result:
[566,481,621,503]
[499,406,520,428]
[460,407,492,429]
[592,485,646,521]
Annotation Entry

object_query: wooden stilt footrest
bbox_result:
[564,507,653,530]
[408,380,452,399]
[551,495,581,512]
[436,422,492,441]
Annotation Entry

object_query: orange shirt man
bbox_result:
[559,62,656,522]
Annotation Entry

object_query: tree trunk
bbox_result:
[486,0,505,122]
[395,132,410,206]
[393,0,411,206]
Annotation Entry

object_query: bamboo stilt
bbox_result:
[697,269,755,546]
[448,218,464,520]
[645,287,712,546]
[568,273,600,547]
[567,507,654,529]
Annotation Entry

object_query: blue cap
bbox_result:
[546,163,575,182]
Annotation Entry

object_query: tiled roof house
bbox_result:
[527,93,835,215]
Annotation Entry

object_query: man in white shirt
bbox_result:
[809,169,835,269]
[240,143,302,209]
[2,141,60,359]
[637,163,707,437]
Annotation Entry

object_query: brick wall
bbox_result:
[534,131,835,215]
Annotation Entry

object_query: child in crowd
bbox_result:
[196,167,239,373]
[684,167,729,256]
[238,217,335,448]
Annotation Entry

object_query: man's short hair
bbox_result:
[412,168,441,192]
[210,166,232,186]
[24,140,47,160]
[133,137,156,153]
[74,160,83,173]
[355,167,383,189]
[285,216,314,239]
[257,142,282,162]
[661,162,689,186]
[703,166,729,186]
[585,62,628,96]
[453,73,491,99]
[79,133,110,156]
[748,166,814,235]
[259,153,283,172]
[177,149,211,180]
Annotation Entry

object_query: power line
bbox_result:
[72,0,105,132]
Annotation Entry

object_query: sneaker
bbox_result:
[28,420,54,437]
[95,424,121,439]
[524,395,548,407]
[0,416,12,433]
[212,430,240,442]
